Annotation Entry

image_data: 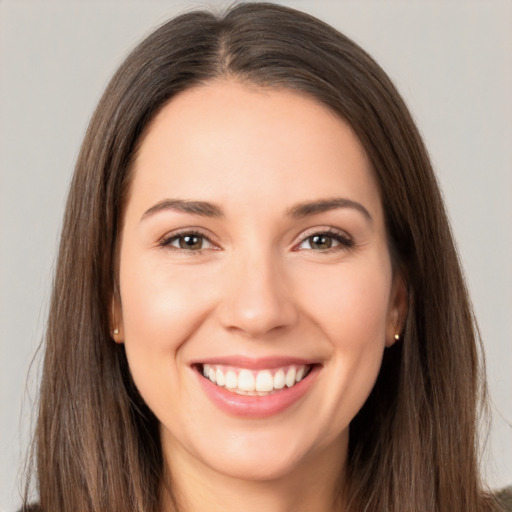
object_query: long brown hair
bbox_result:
[25,3,499,511]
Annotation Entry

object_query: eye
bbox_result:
[296,229,354,252]
[160,231,215,251]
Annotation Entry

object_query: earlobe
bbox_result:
[110,297,125,343]
[385,275,408,347]
[385,324,401,348]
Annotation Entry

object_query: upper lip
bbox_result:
[190,355,319,370]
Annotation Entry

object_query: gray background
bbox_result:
[1,1,511,510]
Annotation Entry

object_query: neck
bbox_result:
[160,436,347,512]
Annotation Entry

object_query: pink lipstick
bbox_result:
[193,358,320,418]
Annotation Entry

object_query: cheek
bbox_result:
[117,252,221,418]
[298,257,393,344]
[294,256,392,427]
[119,256,218,352]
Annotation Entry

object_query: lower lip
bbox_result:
[196,366,319,418]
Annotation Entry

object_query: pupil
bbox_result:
[179,235,202,250]
[311,234,332,249]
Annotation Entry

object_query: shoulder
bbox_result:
[17,505,42,512]
[495,485,512,511]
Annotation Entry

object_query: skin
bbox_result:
[113,79,407,512]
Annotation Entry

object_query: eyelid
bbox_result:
[293,226,354,251]
[156,226,353,253]
[158,228,220,252]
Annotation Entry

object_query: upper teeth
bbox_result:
[202,364,309,395]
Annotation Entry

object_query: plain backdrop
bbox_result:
[1,1,511,511]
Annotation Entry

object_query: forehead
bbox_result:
[127,79,383,224]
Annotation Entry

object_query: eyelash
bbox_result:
[158,228,354,254]
[159,230,216,253]
[294,228,354,253]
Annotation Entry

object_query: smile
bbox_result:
[201,364,311,396]
[193,358,320,418]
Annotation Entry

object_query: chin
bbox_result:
[183,422,342,484]
[204,448,307,483]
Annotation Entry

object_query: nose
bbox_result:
[216,250,299,338]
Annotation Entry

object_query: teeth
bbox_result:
[238,369,255,391]
[255,370,274,392]
[202,364,310,395]
[215,368,225,387]
[273,369,285,390]
[285,367,296,387]
[225,370,237,389]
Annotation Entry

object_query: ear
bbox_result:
[110,296,125,343]
[385,273,408,347]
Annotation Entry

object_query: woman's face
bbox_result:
[115,79,405,483]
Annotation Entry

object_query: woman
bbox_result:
[22,2,508,511]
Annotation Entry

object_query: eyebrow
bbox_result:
[287,198,373,222]
[141,199,224,220]
[141,197,372,222]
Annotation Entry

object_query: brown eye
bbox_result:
[296,230,354,252]
[161,232,215,251]
[309,234,333,250]
[178,234,203,250]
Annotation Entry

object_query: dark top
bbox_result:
[496,486,512,510]
[18,486,512,511]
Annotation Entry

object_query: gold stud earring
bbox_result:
[394,333,400,341]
